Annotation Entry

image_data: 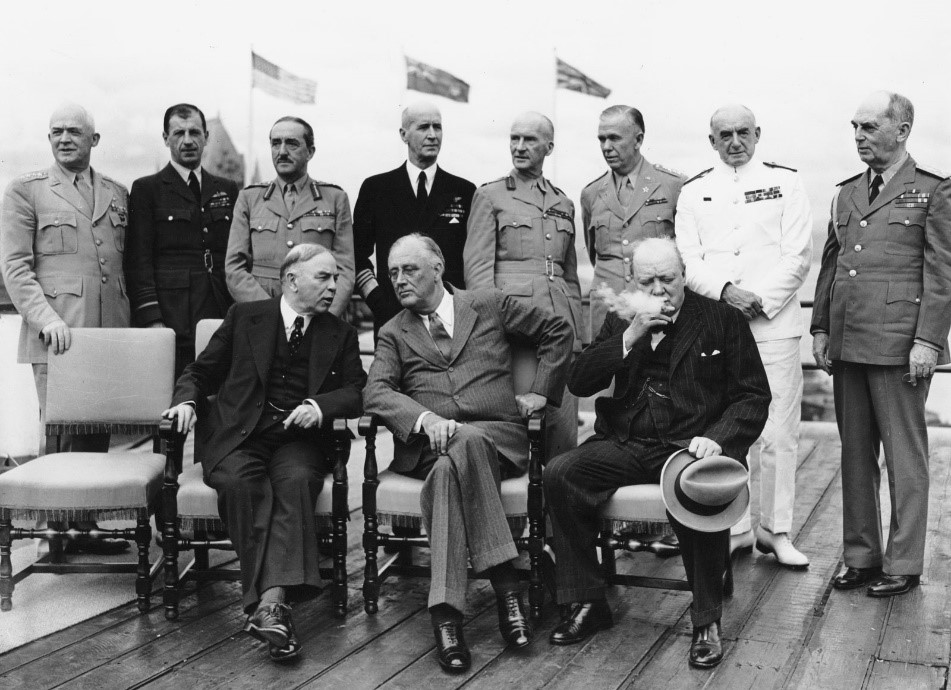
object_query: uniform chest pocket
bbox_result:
[300,215,336,244]
[589,221,616,258]
[206,207,232,224]
[497,214,531,260]
[250,217,280,262]
[642,207,675,238]
[156,207,193,223]
[37,212,79,255]
[108,209,128,252]
[539,216,574,262]
[886,208,926,256]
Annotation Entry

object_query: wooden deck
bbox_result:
[2,421,950,689]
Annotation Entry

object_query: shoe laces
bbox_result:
[504,594,522,618]
[439,622,460,645]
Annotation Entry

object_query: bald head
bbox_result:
[48,103,99,172]
[852,91,913,172]
[401,101,443,167]
[709,104,760,167]
[510,111,554,177]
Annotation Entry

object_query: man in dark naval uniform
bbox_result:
[126,103,238,377]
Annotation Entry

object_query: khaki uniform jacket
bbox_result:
[464,171,582,352]
[582,157,684,340]
[811,155,951,365]
[225,174,354,317]
[1,165,130,363]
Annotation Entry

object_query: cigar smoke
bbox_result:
[594,284,668,321]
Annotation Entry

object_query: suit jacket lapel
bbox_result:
[867,156,916,216]
[160,164,196,206]
[449,295,477,363]
[669,295,701,374]
[597,176,626,220]
[625,174,661,222]
[400,311,446,367]
[307,313,338,392]
[849,174,870,217]
[247,301,280,382]
[47,165,88,217]
[419,167,447,230]
[288,175,319,222]
[91,169,113,224]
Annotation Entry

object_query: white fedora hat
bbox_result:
[660,449,749,533]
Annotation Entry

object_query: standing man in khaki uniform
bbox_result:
[1,103,131,554]
[813,91,951,598]
[582,105,684,341]
[464,111,581,458]
[226,116,354,317]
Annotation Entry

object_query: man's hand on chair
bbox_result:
[162,403,196,434]
[515,393,547,418]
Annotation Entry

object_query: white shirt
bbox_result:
[871,151,908,189]
[675,159,813,342]
[413,290,454,432]
[169,159,202,188]
[406,160,437,197]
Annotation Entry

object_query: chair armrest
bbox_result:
[358,414,379,438]
[527,410,546,442]
[157,418,188,478]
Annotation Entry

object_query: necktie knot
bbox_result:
[188,171,201,205]
[289,316,305,355]
[869,174,884,203]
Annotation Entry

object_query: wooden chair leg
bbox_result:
[162,516,180,621]
[48,520,65,564]
[0,514,13,611]
[331,423,349,619]
[194,529,210,572]
[600,531,618,579]
[136,515,152,613]
[360,417,381,615]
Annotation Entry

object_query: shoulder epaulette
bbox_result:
[916,163,949,180]
[243,180,269,190]
[19,170,48,182]
[481,175,516,190]
[262,181,278,200]
[99,173,128,192]
[836,172,863,187]
[583,171,610,189]
[683,168,713,186]
[653,163,685,179]
[764,161,798,173]
[313,180,343,190]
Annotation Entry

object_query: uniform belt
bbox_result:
[494,260,564,278]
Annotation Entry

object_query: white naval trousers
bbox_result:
[731,337,803,535]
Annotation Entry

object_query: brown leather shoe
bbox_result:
[549,600,613,645]
[867,574,920,598]
[244,603,291,648]
[497,591,533,649]
[689,620,723,668]
[832,566,882,590]
[434,621,471,673]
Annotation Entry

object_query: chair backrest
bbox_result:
[195,319,224,358]
[45,328,175,426]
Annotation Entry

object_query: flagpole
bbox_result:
[551,47,558,183]
[247,46,255,186]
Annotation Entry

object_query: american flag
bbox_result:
[251,52,317,105]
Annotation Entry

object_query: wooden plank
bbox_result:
[865,659,946,690]
[924,447,951,583]
[620,632,732,690]
[877,584,950,666]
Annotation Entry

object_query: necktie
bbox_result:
[74,173,94,214]
[416,171,428,206]
[188,171,201,206]
[428,313,452,360]
[285,183,298,214]
[869,174,884,204]
[289,316,304,356]
[618,176,634,208]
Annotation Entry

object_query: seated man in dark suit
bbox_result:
[364,233,572,673]
[544,237,770,668]
[162,244,366,663]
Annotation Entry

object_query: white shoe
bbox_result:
[754,527,809,570]
[730,529,754,557]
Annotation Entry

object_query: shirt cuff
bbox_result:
[305,399,323,426]
[413,411,432,434]
[182,401,196,409]
[914,338,941,352]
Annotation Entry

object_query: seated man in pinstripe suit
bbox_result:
[365,233,572,673]
[544,237,770,668]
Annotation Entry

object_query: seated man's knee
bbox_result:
[208,458,264,496]
[543,450,578,492]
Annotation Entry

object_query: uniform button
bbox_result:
[915,297,921,303]
[287,222,294,229]
[854,244,862,252]
[256,402,261,408]
[99,258,105,265]
[54,220,60,226]
[203,227,209,233]
[860,220,868,227]
[448,366,454,372]
[622,239,629,246]
[240,429,247,435]
[92,221,97,227]
[622,222,629,229]
[623,257,630,263]
[733,175,739,182]
[545,233,551,240]
[625,275,632,282]
[168,215,174,221]
[287,240,294,247]
[542,213,548,219]
[201,207,205,213]
[904,219,910,226]
[96,238,102,246]
[453,394,460,401]
[849,269,857,277]
[733,249,740,256]
[101,276,108,283]
[273,415,279,421]
[547,254,552,260]
[656,216,662,220]
[548,276,554,282]
[52,289,58,295]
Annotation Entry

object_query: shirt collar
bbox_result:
[511,168,549,195]
[716,158,756,177]
[406,160,437,192]
[612,156,644,191]
[281,172,309,195]
[56,162,92,186]
[418,288,454,333]
[871,152,908,188]
[280,295,313,335]
[170,160,201,187]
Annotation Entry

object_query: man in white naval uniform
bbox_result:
[675,104,813,568]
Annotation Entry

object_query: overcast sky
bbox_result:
[3,0,951,257]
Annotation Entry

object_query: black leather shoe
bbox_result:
[244,603,291,648]
[549,600,613,645]
[832,566,882,590]
[867,574,920,598]
[689,621,723,668]
[268,616,300,662]
[434,621,470,673]
[497,591,533,649]
[63,536,131,555]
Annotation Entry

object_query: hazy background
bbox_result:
[2,0,951,456]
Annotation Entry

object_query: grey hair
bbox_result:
[630,237,685,272]
[600,105,645,133]
[280,243,330,281]
[389,232,445,269]
[884,92,915,127]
